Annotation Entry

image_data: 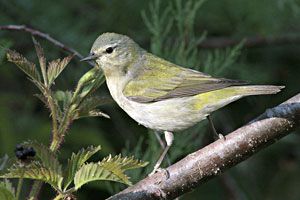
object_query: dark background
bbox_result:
[0,0,300,199]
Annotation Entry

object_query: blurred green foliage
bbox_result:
[0,0,300,199]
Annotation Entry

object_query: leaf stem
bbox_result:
[63,187,76,194]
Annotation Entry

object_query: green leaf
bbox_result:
[0,180,15,200]
[74,161,131,190]
[74,109,110,120]
[32,37,48,85]
[74,96,112,120]
[23,141,63,189]
[6,50,41,82]
[78,96,112,112]
[1,161,63,190]
[101,154,149,171]
[23,142,61,172]
[74,154,148,190]
[47,55,73,86]
[64,145,101,190]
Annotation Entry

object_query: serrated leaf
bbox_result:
[64,145,101,190]
[78,96,112,113]
[101,154,149,171]
[47,55,73,86]
[0,180,15,200]
[1,161,63,190]
[23,141,63,189]
[74,161,131,190]
[74,109,110,120]
[6,50,41,82]
[73,154,148,190]
[23,142,62,172]
[73,96,112,120]
[32,37,48,85]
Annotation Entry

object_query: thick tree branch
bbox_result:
[199,34,300,49]
[0,24,94,66]
[108,93,300,200]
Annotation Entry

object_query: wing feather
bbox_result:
[123,53,247,103]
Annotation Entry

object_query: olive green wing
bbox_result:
[123,53,246,103]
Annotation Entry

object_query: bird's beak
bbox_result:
[80,53,98,62]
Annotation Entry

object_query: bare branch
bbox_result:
[0,24,94,66]
[108,93,300,200]
[199,35,300,49]
[2,25,300,52]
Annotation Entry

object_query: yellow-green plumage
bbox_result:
[82,32,284,132]
[192,85,283,111]
[123,52,248,103]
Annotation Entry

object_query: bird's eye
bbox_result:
[105,47,114,54]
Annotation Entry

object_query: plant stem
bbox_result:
[16,177,23,200]
[29,89,71,199]
[28,181,43,200]
[48,96,59,151]
[53,194,64,200]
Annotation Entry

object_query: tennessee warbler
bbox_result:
[82,33,284,173]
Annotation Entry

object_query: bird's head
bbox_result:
[81,33,142,76]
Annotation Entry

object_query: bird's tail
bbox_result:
[193,85,284,111]
[232,85,285,96]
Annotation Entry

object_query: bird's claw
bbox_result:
[217,133,226,140]
[149,168,170,179]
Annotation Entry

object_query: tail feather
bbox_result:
[193,85,284,111]
[234,85,285,96]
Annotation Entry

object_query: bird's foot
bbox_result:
[215,133,226,140]
[149,167,170,179]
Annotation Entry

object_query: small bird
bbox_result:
[81,33,284,174]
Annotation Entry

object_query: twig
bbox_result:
[199,34,300,49]
[107,93,300,200]
[0,24,94,66]
[1,25,300,52]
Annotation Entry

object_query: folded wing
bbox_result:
[123,53,247,103]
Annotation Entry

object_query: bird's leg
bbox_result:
[207,115,225,140]
[150,131,174,175]
[154,131,171,166]
[154,131,166,148]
